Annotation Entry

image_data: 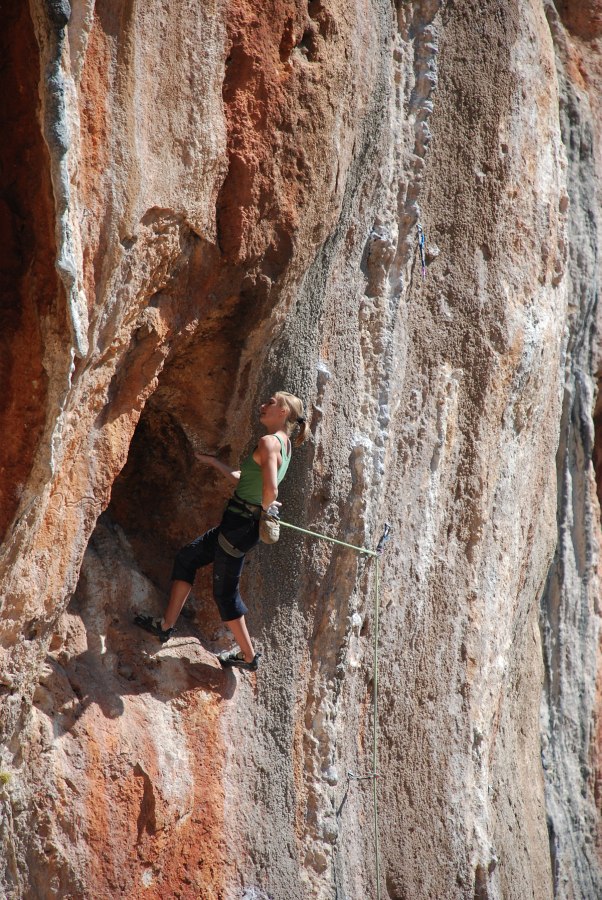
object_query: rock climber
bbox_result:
[134,391,308,671]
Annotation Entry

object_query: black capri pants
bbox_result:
[171,508,260,621]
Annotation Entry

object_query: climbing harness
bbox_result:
[417,223,427,280]
[226,493,261,520]
[217,531,245,558]
[279,517,391,900]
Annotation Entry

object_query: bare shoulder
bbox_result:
[258,434,280,457]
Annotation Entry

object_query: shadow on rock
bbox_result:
[41,612,238,737]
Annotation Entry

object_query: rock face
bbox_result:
[1,1,602,898]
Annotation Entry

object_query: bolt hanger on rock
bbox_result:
[417,222,427,280]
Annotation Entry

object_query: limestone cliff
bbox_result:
[1,1,602,898]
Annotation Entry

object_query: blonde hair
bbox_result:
[275,391,309,447]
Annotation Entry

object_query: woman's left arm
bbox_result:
[197,453,241,484]
[258,435,280,510]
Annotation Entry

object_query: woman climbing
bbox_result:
[134,391,308,671]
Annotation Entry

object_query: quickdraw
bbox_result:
[417,223,427,280]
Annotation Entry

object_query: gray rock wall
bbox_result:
[540,3,602,897]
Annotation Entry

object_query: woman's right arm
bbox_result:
[197,454,240,484]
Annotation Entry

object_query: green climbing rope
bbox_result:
[373,554,381,900]
[279,519,379,556]
[279,517,389,900]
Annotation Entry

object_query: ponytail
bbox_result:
[274,391,309,447]
[293,416,309,447]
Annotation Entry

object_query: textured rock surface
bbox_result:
[540,3,602,897]
[1,1,602,898]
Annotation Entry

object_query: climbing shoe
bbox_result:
[134,613,174,644]
[218,650,261,672]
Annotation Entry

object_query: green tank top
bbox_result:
[236,435,291,506]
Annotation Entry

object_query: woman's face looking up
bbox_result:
[259,396,288,429]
